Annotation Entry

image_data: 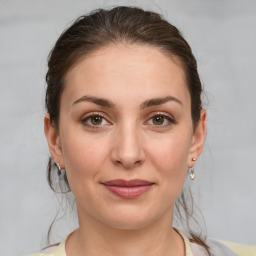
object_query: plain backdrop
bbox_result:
[0,0,255,255]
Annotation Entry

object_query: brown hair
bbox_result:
[45,6,211,255]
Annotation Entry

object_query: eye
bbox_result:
[147,114,175,127]
[81,113,110,128]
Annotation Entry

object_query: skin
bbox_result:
[44,43,207,256]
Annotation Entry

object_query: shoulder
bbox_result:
[190,239,237,256]
[220,240,256,256]
[26,232,73,256]
[190,238,256,256]
[26,243,64,256]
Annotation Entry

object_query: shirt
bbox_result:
[27,230,256,256]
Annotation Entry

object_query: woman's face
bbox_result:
[45,44,206,229]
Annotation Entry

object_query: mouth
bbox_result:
[101,179,155,199]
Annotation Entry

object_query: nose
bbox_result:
[110,123,145,169]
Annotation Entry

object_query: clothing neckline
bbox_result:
[53,229,193,256]
[175,229,193,256]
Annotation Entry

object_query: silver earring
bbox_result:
[56,163,62,175]
[189,167,195,180]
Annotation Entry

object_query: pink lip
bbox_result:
[102,179,154,199]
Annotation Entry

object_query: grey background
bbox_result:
[0,0,255,255]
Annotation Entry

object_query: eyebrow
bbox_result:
[72,96,115,108]
[72,95,183,109]
[140,96,183,109]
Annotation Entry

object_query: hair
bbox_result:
[45,6,211,255]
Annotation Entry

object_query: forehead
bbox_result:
[63,43,190,108]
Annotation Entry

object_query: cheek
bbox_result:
[146,130,192,185]
[60,128,110,190]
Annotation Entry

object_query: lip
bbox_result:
[101,179,154,199]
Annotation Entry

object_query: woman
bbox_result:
[28,6,255,256]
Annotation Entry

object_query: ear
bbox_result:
[188,109,207,168]
[44,113,64,167]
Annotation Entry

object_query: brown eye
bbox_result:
[81,114,110,128]
[91,115,103,125]
[147,114,175,127]
[152,115,165,125]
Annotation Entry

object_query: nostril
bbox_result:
[114,158,144,169]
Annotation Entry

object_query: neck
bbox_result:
[66,207,185,256]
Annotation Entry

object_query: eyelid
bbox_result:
[145,112,176,126]
[80,112,112,127]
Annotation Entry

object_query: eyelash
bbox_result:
[147,113,176,128]
[80,112,176,129]
[80,112,110,129]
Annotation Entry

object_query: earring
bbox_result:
[189,167,195,180]
[56,163,62,175]
[189,157,196,180]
